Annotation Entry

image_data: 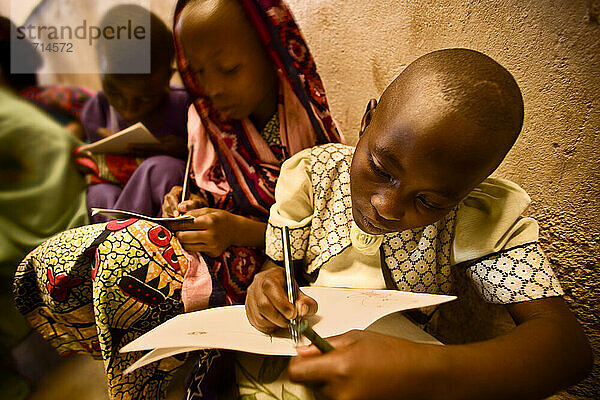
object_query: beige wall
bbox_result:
[286,0,599,397]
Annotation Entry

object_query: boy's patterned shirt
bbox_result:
[266,143,563,304]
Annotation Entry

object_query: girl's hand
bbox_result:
[162,186,183,217]
[288,330,443,400]
[161,186,207,217]
[245,261,318,333]
[174,208,237,257]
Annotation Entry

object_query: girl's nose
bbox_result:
[203,77,224,99]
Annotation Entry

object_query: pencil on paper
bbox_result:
[282,226,300,344]
[181,145,193,202]
[298,319,334,353]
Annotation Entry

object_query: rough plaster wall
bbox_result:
[285,0,599,397]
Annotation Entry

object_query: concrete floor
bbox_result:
[11,332,191,400]
[11,332,582,400]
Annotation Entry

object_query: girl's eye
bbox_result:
[221,65,240,74]
[192,67,204,77]
[368,153,392,180]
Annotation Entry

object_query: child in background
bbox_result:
[245,49,592,399]
[14,0,342,399]
[0,16,92,141]
[81,4,192,221]
[0,85,89,400]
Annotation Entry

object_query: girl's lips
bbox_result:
[216,106,235,119]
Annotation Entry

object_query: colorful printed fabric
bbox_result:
[20,85,94,122]
[14,220,191,399]
[74,148,146,186]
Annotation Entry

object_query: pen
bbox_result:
[282,226,300,343]
[181,145,193,202]
[298,319,334,353]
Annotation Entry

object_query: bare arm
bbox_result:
[289,296,592,400]
[438,296,592,399]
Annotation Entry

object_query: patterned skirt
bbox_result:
[13,219,258,399]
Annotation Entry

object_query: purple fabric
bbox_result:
[81,86,191,143]
[87,155,186,222]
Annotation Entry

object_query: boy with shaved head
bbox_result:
[245,48,592,399]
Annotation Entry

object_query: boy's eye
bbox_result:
[416,196,443,211]
[368,153,392,180]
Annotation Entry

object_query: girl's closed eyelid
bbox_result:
[221,64,240,74]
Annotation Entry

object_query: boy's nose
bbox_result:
[371,192,404,222]
[120,100,140,121]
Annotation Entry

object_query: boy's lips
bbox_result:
[357,211,388,234]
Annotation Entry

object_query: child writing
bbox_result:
[245,48,592,399]
[14,0,342,399]
[81,5,192,222]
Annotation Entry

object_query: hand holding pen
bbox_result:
[245,229,318,335]
[282,227,333,352]
[282,226,300,343]
[161,145,208,218]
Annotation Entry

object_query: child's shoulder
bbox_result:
[468,177,531,209]
[454,177,537,264]
[285,143,354,169]
[81,90,109,118]
[309,143,355,163]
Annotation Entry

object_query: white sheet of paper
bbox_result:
[79,122,159,154]
[120,287,455,373]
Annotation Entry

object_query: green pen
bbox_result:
[297,319,334,353]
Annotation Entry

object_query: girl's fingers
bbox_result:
[178,199,203,213]
[163,186,183,217]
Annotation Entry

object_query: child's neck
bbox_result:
[138,94,169,133]
[249,88,278,132]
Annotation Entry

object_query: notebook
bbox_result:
[79,122,159,154]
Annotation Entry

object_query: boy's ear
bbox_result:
[359,98,377,137]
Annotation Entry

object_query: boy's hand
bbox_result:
[162,186,208,217]
[96,127,114,138]
[173,208,237,257]
[245,262,318,333]
[288,330,442,400]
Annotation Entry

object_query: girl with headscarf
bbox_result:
[14,1,342,398]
